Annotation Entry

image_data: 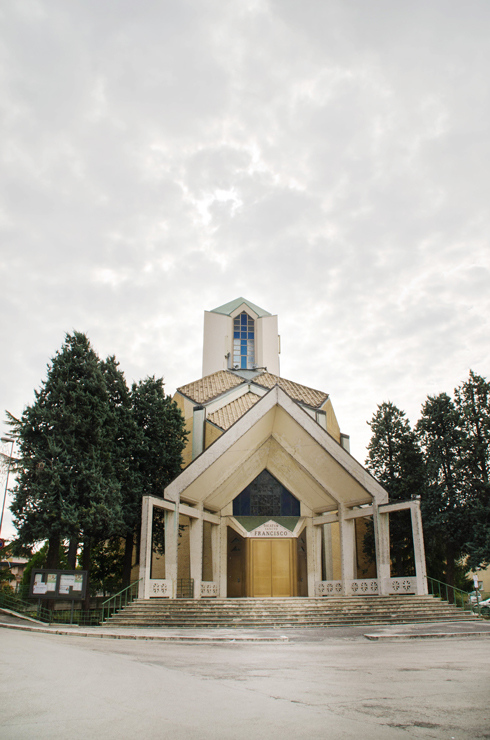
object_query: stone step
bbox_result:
[112,609,468,619]
[105,595,477,628]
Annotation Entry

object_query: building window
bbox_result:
[233,311,255,369]
[233,470,300,517]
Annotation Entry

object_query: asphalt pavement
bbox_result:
[1,609,490,740]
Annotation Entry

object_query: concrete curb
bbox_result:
[0,621,289,642]
[0,608,45,625]
[364,631,490,641]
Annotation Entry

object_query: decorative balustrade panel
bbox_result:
[315,579,380,596]
[200,581,219,598]
[386,577,417,594]
[346,579,379,595]
[315,580,343,596]
[149,579,172,597]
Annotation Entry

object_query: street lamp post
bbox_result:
[0,436,15,538]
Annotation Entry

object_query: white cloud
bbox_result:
[1,0,490,538]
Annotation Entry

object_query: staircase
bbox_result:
[104,596,479,629]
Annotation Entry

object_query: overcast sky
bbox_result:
[1,1,490,540]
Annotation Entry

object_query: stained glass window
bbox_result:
[233,311,255,369]
[233,470,300,516]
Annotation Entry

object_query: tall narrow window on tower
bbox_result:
[233,312,255,369]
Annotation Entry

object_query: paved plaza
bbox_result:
[1,620,489,740]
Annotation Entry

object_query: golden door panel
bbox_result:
[250,539,272,597]
[248,539,295,597]
[271,539,292,597]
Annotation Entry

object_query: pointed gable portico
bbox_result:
[138,385,428,600]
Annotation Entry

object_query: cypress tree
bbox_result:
[416,393,468,587]
[131,377,188,559]
[455,371,490,569]
[7,332,124,606]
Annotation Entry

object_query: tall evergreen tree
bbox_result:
[7,332,124,605]
[365,401,426,576]
[130,376,188,562]
[132,376,187,495]
[455,371,490,568]
[416,393,468,587]
[101,356,144,586]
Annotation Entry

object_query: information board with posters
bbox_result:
[29,569,88,600]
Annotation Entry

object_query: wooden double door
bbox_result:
[248,538,296,597]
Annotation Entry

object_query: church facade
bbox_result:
[138,298,427,600]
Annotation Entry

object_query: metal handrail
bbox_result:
[427,576,475,614]
[101,578,142,622]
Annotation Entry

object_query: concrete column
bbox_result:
[165,503,179,598]
[411,500,428,595]
[323,523,334,581]
[192,406,206,460]
[219,518,228,597]
[339,503,356,595]
[189,504,204,599]
[306,518,319,597]
[373,504,391,595]
[211,522,220,584]
[138,496,153,599]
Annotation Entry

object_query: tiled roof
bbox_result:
[177,369,328,412]
[252,372,328,409]
[207,392,262,430]
[177,370,245,404]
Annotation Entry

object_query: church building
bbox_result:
[138,298,427,600]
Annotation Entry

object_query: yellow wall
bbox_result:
[205,420,223,449]
[323,398,341,443]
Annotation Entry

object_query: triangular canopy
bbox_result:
[165,386,388,514]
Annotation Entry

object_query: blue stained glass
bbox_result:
[234,332,240,338]
[241,314,247,325]
[241,341,247,348]
[248,332,254,338]
[241,356,247,368]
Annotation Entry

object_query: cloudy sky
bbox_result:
[1,1,490,539]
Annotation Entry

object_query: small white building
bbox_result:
[139,299,427,600]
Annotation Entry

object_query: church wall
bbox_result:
[177,515,191,580]
[256,314,280,375]
[331,522,342,580]
[202,521,213,581]
[324,398,341,443]
[205,420,223,449]
[203,311,231,376]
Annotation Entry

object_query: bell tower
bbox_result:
[202,297,280,377]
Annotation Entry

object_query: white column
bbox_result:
[322,523,334,581]
[211,522,220,585]
[411,500,428,595]
[219,518,228,597]
[306,518,320,597]
[189,504,204,599]
[138,496,153,599]
[165,503,179,598]
[373,503,391,595]
[339,503,356,595]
